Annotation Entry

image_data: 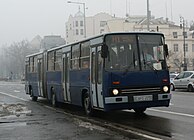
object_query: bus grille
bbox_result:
[121,87,161,94]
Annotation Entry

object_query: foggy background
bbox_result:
[0,0,194,80]
[0,0,193,47]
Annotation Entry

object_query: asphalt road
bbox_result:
[0,81,132,140]
[1,81,194,140]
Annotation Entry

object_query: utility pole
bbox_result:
[180,16,187,71]
[147,0,150,31]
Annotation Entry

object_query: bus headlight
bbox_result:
[163,86,168,92]
[112,89,119,95]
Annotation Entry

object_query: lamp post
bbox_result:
[67,1,86,38]
[180,16,187,71]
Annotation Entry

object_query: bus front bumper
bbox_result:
[104,93,171,111]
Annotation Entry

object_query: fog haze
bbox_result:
[0,0,194,46]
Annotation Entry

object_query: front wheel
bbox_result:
[188,85,194,92]
[83,93,94,116]
[133,108,146,114]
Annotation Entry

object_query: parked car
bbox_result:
[171,71,194,91]
[170,73,179,81]
[170,73,179,91]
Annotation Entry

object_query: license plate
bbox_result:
[133,95,153,102]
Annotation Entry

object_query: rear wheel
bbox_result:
[83,92,94,116]
[51,89,58,107]
[32,96,38,101]
[30,88,38,101]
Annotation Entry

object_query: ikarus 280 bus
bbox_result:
[25,32,171,116]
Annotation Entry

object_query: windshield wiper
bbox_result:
[145,61,158,71]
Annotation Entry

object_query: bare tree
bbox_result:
[0,39,39,80]
[167,50,183,72]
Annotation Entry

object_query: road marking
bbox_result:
[0,91,28,102]
[14,90,20,93]
[149,108,194,118]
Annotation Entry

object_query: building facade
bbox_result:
[65,11,194,72]
[104,16,194,72]
[65,11,114,44]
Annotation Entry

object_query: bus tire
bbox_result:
[29,88,38,101]
[134,108,146,114]
[51,89,58,107]
[83,92,94,116]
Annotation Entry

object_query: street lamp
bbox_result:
[67,1,86,38]
[180,16,187,71]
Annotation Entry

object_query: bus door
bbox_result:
[62,53,71,102]
[37,58,44,97]
[91,46,104,109]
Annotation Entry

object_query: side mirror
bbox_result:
[164,44,168,57]
[101,44,108,58]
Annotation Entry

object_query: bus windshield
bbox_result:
[105,34,166,71]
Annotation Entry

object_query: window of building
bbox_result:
[173,44,179,52]
[100,29,104,34]
[75,21,78,27]
[100,21,107,27]
[192,59,194,67]
[70,24,72,30]
[192,44,194,52]
[192,32,194,38]
[76,29,79,35]
[80,29,84,35]
[173,32,178,38]
[80,41,90,69]
[80,21,83,27]
[48,51,55,71]
[71,44,80,69]
[185,44,188,52]
[183,31,188,38]
[186,58,189,64]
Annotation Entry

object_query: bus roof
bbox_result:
[26,51,44,58]
[66,31,164,45]
[26,31,164,57]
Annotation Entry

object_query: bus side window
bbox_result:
[55,49,63,71]
[71,44,80,70]
[82,61,89,68]
[48,51,55,71]
[97,51,102,84]
[81,41,90,69]
[29,57,34,73]
[91,52,95,83]
[34,56,37,72]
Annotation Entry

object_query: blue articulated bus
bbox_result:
[25,32,171,116]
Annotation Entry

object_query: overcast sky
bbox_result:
[0,0,194,47]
